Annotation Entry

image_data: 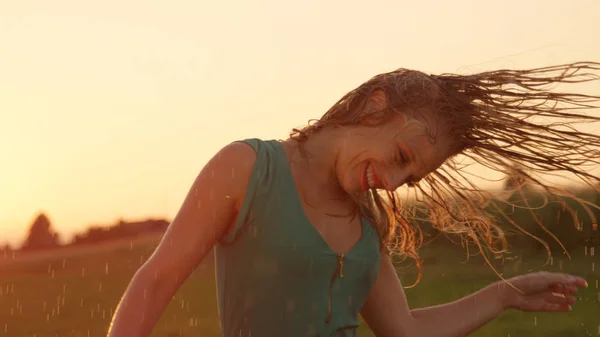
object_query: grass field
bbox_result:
[1,234,599,337]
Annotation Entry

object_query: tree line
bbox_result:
[1,214,169,253]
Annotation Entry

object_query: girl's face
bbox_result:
[336,95,455,194]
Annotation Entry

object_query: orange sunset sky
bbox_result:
[1,0,599,247]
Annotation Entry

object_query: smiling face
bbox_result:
[335,92,457,194]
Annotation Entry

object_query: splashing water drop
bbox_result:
[105,262,109,275]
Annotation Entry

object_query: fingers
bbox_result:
[541,291,576,306]
[519,292,575,312]
[550,282,578,295]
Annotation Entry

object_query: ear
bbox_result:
[364,90,387,113]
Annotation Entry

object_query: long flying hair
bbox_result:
[291,62,600,286]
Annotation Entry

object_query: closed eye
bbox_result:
[396,147,407,165]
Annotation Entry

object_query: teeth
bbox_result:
[367,165,375,188]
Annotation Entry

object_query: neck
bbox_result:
[284,129,345,198]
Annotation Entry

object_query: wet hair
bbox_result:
[291,62,600,286]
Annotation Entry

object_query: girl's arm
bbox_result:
[361,254,583,337]
[107,142,257,337]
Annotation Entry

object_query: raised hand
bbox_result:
[500,271,588,312]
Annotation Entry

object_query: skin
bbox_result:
[107,92,588,337]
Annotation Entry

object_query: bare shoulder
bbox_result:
[216,141,258,170]
[203,141,258,206]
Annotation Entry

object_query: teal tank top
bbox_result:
[214,139,382,337]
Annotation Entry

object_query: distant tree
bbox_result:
[21,212,61,251]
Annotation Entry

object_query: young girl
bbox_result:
[107,62,599,337]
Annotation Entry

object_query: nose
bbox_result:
[382,167,411,191]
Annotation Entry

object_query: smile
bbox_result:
[363,163,381,190]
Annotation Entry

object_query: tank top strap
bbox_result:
[220,138,282,244]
